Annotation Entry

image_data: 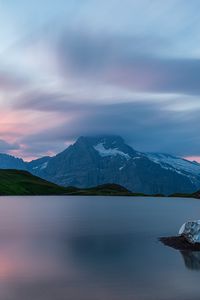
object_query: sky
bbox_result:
[0,0,200,161]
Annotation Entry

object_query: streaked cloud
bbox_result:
[0,0,200,159]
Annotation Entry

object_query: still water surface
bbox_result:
[0,196,200,300]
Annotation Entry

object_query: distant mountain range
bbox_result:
[1,135,200,195]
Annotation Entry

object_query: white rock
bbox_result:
[179,220,200,244]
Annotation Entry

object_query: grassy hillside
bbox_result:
[65,183,134,196]
[0,169,66,195]
[0,170,135,196]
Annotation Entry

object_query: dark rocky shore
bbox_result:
[159,236,200,251]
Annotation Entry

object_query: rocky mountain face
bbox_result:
[0,153,27,170]
[27,156,51,177]
[1,136,200,195]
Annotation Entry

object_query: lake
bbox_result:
[0,196,200,300]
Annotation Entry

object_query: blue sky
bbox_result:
[0,0,200,160]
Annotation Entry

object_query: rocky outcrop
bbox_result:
[160,220,200,251]
[179,220,200,244]
[160,236,200,251]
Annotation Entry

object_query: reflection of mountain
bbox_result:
[67,233,136,265]
[160,236,200,271]
[65,232,152,283]
[180,251,200,271]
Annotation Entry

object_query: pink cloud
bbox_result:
[0,107,70,159]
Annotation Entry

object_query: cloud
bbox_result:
[51,30,200,95]
[1,1,200,160]
[15,99,200,159]
[14,90,91,113]
[0,140,20,153]
[0,71,26,92]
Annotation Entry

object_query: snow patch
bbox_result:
[147,153,200,176]
[33,161,48,170]
[40,162,48,169]
[94,143,130,160]
[119,165,125,171]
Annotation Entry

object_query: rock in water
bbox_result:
[179,220,200,244]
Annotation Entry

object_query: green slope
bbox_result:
[65,183,134,196]
[0,169,66,195]
[0,170,134,196]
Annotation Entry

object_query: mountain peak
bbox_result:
[74,135,136,158]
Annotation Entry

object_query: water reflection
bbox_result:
[159,236,200,271]
[1,196,200,300]
[67,233,136,263]
[65,232,144,281]
[180,251,200,271]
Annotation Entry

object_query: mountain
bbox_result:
[27,156,51,176]
[29,136,200,195]
[146,153,200,177]
[0,153,27,170]
[1,136,200,195]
